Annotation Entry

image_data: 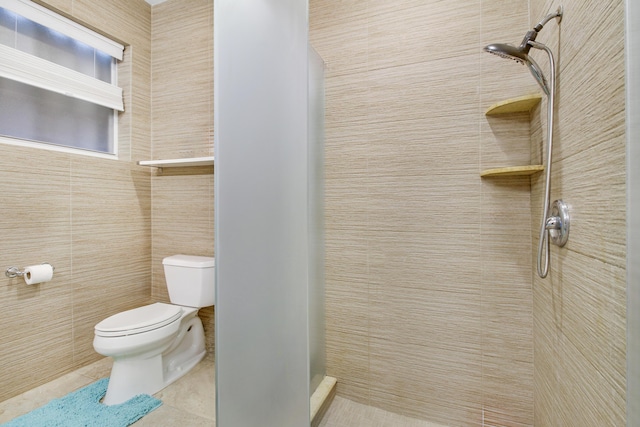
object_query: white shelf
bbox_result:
[137,156,214,168]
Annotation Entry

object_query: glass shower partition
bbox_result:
[308,45,325,397]
[214,1,325,426]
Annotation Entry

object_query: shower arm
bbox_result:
[534,8,563,32]
[528,40,556,278]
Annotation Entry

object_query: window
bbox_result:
[0,0,124,157]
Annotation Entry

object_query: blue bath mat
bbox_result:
[1,378,162,427]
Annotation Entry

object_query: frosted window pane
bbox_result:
[16,15,111,82]
[0,8,16,46]
[95,51,113,83]
[0,77,113,153]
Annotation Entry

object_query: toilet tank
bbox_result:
[162,255,215,307]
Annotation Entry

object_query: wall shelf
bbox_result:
[482,94,543,178]
[480,165,544,178]
[485,94,542,116]
[137,156,214,168]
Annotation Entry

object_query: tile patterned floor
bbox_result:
[0,354,215,426]
[318,396,447,427]
[0,357,442,427]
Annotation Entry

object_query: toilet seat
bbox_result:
[95,303,183,337]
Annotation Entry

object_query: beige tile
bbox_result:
[0,329,75,403]
[132,404,213,427]
[319,396,448,427]
[481,112,533,170]
[324,125,369,179]
[0,354,213,426]
[365,173,481,234]
[0,371,92,423]
[537,141,626,268]
[367,57,480,125]
[309,0,368,78]
[326,330,370,405]
[367,0,481,71]
[555,335,625,427]
[326,279,369,335]
[369,284,482,350]
[72,0,151,47]
[151,0,214,160]
[154,354,215,421]
[366,230,481,293]
[366,118,480,176]
[369,337,482,426]
[549,251,626,397]
[324,178,370,231]
[325,74,369,128]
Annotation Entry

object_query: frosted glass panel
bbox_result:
[0,77,113,153]
[215,0,310,426]
[308,45,325,395]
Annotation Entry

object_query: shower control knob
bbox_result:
[547,199,570,247]
[545,216,561,230]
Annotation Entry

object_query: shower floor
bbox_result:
[318,396,447,427]
[0,356,443,427]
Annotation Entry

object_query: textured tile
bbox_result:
[325,330,370,405]
[367,230,481,293]
[319,396,448,427]
[309,0,368,78]
[529,0,627,424]
[0,0,153,404]
[0,371,91,423]
[369,284,483,350]
[133,404,214,427]
[367,57,480,125]
[154,354,215,421]
[151,0,214,160]
[0,353,214,426]
[367,0,481,70]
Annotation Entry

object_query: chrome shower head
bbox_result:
[484,30,550,95]
[484,43,528,65]
[483,7,563,96]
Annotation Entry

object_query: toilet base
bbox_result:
[102,314,206,405]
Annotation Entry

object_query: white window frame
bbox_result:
[0,0,125,159]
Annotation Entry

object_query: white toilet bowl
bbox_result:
[93,254,214,405]
[93,302,206,405]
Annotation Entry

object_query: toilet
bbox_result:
[93,254,214,405]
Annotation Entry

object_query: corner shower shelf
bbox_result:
[485,94,542,116]
[480,165,544,178]
[481,94,544,177]
[137,156,214,168]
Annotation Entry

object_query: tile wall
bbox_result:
[150,0,215,353]
[311,1,539,425]
[529,0,627,425]
[0,0,152,402]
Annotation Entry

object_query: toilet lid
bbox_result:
[95,303,183,337]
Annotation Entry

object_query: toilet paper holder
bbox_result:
[5,263,55,278]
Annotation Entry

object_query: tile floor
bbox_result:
[0,356,443,427]
[318,397,447,427]
[0,355,215,426]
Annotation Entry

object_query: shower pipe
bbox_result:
[484,7,569,278]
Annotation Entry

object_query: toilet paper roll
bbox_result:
[23,264,54,285]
